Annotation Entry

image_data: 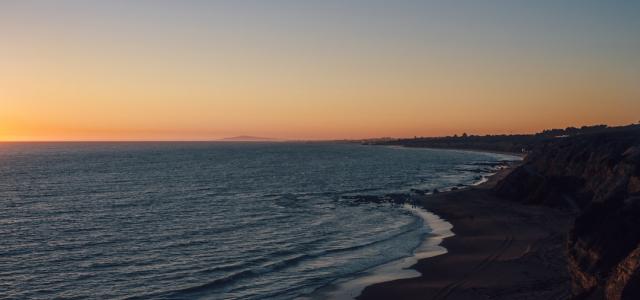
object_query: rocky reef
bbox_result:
[494,125,640,299]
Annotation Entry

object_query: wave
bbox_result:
[305,205,454,300]
[139,219,424,299]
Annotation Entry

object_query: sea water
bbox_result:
[0,142,518,299]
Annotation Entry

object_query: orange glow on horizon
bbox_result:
[2,2,639,141]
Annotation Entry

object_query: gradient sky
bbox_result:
[1,0,639,141]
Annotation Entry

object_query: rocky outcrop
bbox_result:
[606,245,640,299]
[494,126,640,299]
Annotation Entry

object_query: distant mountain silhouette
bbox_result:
[219,136,276,142]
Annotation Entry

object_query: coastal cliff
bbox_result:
[494,126,640,299]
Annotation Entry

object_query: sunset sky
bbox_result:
[1,0,639,141]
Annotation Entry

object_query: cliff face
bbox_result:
[494,126,640,300]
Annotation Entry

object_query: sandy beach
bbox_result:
[358,165,577,300]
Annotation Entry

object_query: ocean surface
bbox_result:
[0,142,517,299]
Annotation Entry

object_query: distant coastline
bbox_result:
[367,124,637,155]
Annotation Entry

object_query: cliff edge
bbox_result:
[494,125,640,299]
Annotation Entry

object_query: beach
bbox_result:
[358,165,576,300]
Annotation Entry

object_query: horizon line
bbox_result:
[2,123,635,143]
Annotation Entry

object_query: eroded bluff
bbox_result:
[494,126,640,300]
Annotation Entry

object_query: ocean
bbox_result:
[0,142,518,299]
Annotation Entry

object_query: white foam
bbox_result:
[472,175,490,186]
[301,204,454,300]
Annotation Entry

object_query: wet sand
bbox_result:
[358,166,576,300]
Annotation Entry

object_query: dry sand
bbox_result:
[358,166,576,300]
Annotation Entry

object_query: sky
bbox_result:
[1,0,639,141]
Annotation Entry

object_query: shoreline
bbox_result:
[305,205,454,300]
[307,150,522,300]
[358,164,576,300]
[378,145,527,158]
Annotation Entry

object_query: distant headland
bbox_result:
[219,136,277,142]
